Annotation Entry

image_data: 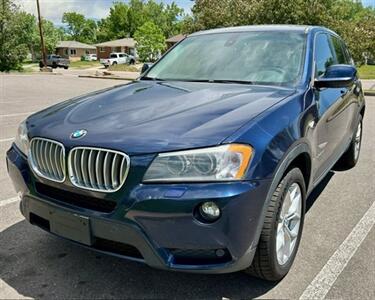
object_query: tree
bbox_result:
[97,0,184,41]
[185,0,375,65]
[62,12,97,43]
[134,21,166,61]
[15,12,60,61]
[0,0,29,71]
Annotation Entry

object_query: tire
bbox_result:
[64,66,69,70]
[52,62,57,69]
[129,59,135,65]
[39,62,44,68]
[112,61,117,65]
[333,115,363,171]
[245,168,306,281]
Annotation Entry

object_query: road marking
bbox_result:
[300,201,375,300]
[0,279,30,299]
[0,112,34,118]
[0,137,14,143]
[0,197,19,208]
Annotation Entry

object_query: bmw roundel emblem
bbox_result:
[71,129,87,139]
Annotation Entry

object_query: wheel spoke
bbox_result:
[276,223,285,252]
[276,182,302,266]
[283,228,291,260]
[284,221,298,239]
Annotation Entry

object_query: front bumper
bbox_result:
[6,145,272,274]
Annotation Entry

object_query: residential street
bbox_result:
[0,74,374,299]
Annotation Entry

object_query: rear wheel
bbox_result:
[245,168,306,281]
[334,116,363,170]
[112,61,117,65]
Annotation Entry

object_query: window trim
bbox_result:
[312,31,341,80]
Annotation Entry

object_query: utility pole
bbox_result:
[36,0,48,69]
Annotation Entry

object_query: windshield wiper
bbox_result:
[208,79,254,85]
[140,76,165,81]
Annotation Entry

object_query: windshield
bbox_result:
[146,31,307,86]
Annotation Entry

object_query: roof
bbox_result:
[166,34,186,43]
[95,38,136,48]
[190,25,323,37]
[56,41,96,49]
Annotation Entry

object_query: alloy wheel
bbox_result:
[276,182,302,266]
[354,122,362,161]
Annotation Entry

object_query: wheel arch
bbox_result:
[250,142,313,253]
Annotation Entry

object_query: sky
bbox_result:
[17,0,374,26]
[17,0,195,25]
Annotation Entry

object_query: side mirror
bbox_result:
[314,64,357,89]
[141,63,153,74]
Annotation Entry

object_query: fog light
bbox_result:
[199,201,221,221]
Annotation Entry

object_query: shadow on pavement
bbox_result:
[306,171,335,212]
[0,221,275,299]
[0,172,334,299]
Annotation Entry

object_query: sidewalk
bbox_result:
[362,79,375,92]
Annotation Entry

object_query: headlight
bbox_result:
[143,144,253,182]
[14,120,29,156]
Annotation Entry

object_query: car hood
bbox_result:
[27,81,295,155]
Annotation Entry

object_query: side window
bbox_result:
[314,33,336,77]
[119,54,124,58]
[330,36,348,64]
[342,43,353,65]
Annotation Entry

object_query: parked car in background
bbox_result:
[39,55,70,69]
[100,52,135,68]
[8,25,365,282]
[84,54,97,61]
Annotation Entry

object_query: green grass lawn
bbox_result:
[107,64,139,72]
[70,60,101,69]
[358,65,375,79]
[20,63,39,73]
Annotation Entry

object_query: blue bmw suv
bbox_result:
[6,25,365,281]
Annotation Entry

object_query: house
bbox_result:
[56,41,96,61]
[95,38,136,59]
[166,34,186,49]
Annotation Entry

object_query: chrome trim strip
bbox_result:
[28,137,66,183]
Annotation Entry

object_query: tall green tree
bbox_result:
[185,0,375,64]
[97,0,184,41]
[62,12,97,43]
[0,0,29,71]
[15,12,60,61]
[134,21,166,61]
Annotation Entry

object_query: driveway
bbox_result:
[0,74,374,299]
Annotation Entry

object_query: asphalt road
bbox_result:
[0,74,374,299]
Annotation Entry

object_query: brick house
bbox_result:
[95,38,136,59]
[56,41,96,61]
[166,34,186,49]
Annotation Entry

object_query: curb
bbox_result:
[364,90,375,96]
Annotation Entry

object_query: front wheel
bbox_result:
[245,168,306,281]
